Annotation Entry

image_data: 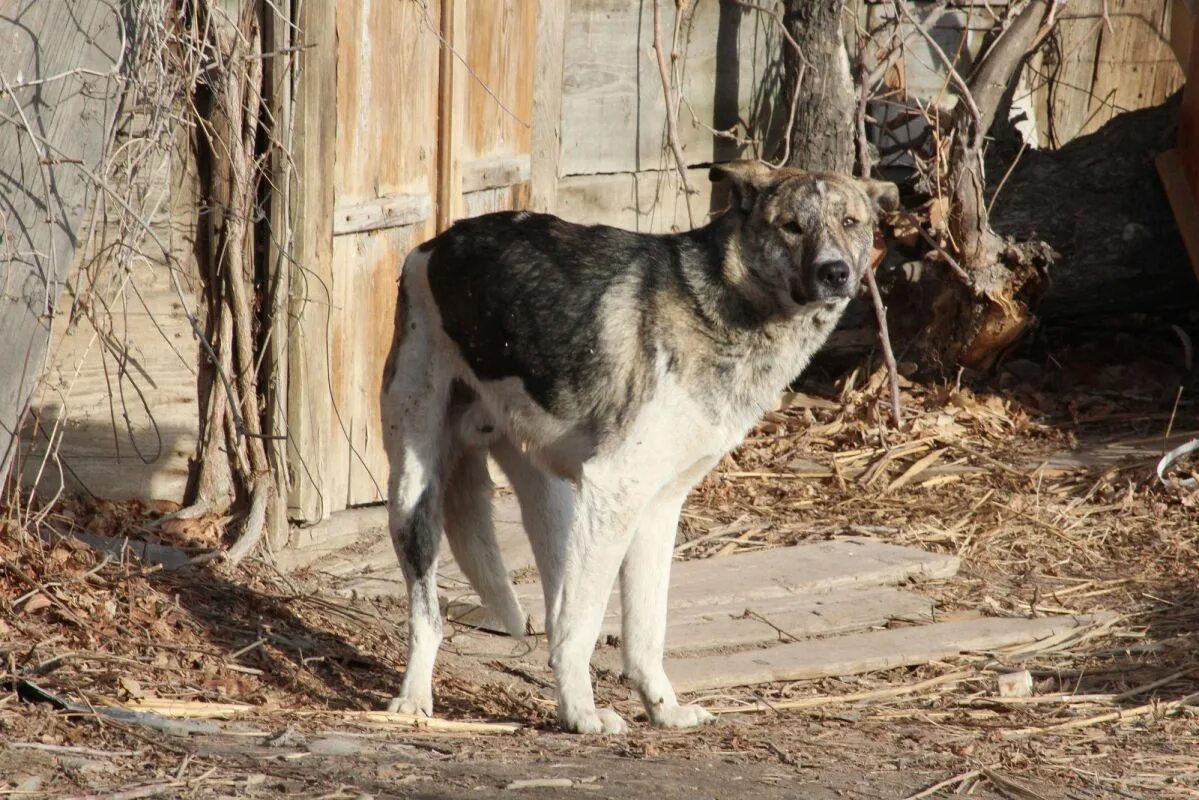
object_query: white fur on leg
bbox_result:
[620,478,715,730]
[380,265,451,719]
[549,478,642,735]
[443,449,528,637]
[490,438,573,641]
[388,571,440,717]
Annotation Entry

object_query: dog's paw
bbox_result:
[651,702,715,730]
[559,706,628,735]
[386,691,433,717]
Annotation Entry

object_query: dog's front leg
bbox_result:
[548,477,642,735]
[620,485,715,729]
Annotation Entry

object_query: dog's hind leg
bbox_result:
[382,413,447,717]
[490,438,573,640]
[619,468,716,729]
[442,441,529,638]
[381,282,451,718]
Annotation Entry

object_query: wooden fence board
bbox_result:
[633,0,783,172]
[19,117,201,502]
[531,0,569,211]
[287,0,339,522]
[462,0,536,164]
[1030,0,1182,147]
[0,2,122,486]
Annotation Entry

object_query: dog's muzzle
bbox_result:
[811,258,856,300]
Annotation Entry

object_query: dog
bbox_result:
[380,160,899,734]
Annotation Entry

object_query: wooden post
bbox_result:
[530,0,568,213]
[286,0,338,523]
[264,0,295,546]
[436,0,466,231]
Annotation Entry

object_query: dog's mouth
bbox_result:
[788,276,808,306]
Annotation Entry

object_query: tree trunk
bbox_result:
[784,0,855,173]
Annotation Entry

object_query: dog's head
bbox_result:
[710,160,899,308]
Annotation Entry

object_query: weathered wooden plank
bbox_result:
[1030,0,1182,147]
[19,117,201,503]
[332,193,432,235]
[665,539,959,609]
[287,0,338,522]
[1157,149,1199,279]
[463,182,531,218]
[437,0,466,230]
[668,615,1102,693]
[530,0,568,211]
[264,0,295,548]
[297,0,441,519]
[328,227,414,507]
[334,0,441,203]
[1169,0,1194,68]
[555,173,639,228]
[634,167,715,233]
[20,310,199,499]
[558,0,783,177]
[558,0,641,175]
[0,3,123,486]
[633,0,783,172]
[658,587,934,653]
[316,494,532,595]
[1086,1,1182,137]
[448,586,934,652]
[461,0,535,164]
[454,538,957,635]
[461,154,531,193]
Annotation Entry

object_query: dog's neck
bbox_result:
[669,210,848,416]
[681,211,824,335]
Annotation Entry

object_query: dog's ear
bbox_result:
[709,160,778,212]
[862,179,900,215]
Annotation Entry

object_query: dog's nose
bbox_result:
[815,260,852,290]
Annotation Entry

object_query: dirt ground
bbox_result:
[3,310,1198,799]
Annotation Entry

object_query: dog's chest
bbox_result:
[627,375,760,473]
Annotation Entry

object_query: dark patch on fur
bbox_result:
[425,212,784,428]
[449,378,477,408]
[402,486,439,580]
[422,170,886,435]
[427,213,663,424]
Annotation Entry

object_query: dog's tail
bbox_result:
[442,446,529,638]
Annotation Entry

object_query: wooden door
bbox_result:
[288,0,537,522]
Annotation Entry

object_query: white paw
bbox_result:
[386,690,433,717]
[559,705,628,735]
[650,702,715,730]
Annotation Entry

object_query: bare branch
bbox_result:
[652,0,695,227]
[891,1,982,129]
[863,264,903,429]
[966,0,1050,135]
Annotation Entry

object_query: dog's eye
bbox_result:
[842,216,859,229]
[783,220,803,235]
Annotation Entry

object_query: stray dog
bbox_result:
[380,160,898,733]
